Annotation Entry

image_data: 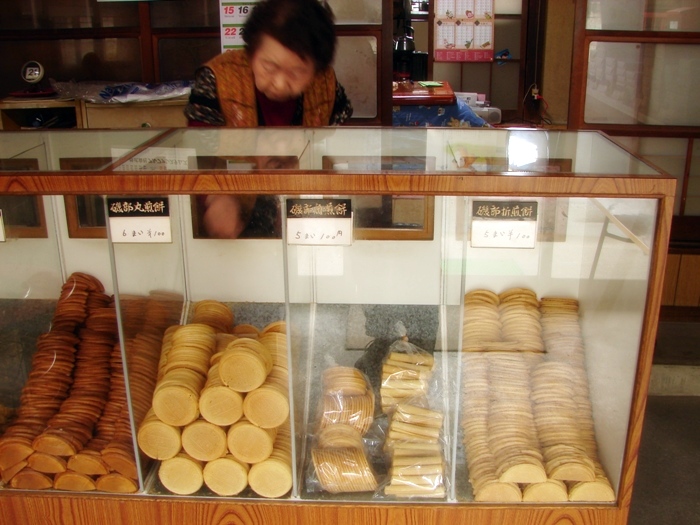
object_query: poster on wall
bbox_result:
[433,0,494,62]
[220,1,259,52]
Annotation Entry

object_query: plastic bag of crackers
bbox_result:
[308,365,380,494]
[377,339,447,500]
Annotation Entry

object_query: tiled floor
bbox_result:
[628,395,700,525]
[653,321,700,366]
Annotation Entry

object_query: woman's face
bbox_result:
[250,34,316,102]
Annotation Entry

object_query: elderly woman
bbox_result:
[185,0,352,127]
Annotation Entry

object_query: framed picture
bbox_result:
[60,158,113,239]
[0,158,48,238]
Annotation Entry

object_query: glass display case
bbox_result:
[0,127,675,525]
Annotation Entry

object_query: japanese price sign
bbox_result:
[107,197,172,244]
[470,200,538,249]
[286,198,353,246]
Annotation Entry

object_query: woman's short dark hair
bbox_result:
[243,0,336,72]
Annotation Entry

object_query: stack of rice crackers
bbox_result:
[461,288,615,502]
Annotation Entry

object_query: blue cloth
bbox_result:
[392,97,489,128]
[98,81,193,103]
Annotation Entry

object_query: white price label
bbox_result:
[287,216,353,246]
[109,216,172,244]
[470,219,537,249]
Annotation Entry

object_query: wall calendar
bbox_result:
[219,1,259,51]
[433,0,494,62]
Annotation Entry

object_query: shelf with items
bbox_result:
[80,98,189,129]
[0,97,189,131]
[0,127,675,524]
[0,98,82,130]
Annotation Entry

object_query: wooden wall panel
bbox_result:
[675,255,700,306]
[541,0,575,126]
[661,253,681,305]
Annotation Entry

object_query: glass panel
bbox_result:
[157,37,221,82]
[0,133,48,168]
[644,0,700,32]
[334,36,378,119]
[289,219,447,501]
[0,129,165,238]
[0,212,166,495]
[285,191,656,501]
[434,128,662,175]
[586,0,647,31]
[150,0,220,28]
[460,194,657,499]
[687,139,700,215]
[128,128,662,177]
[0,128,671,500]
[0,129,161,171]
[0,0,139,30]
[327,0,382,25]
[108,195,188,491]
[587,0,700,32]
[612,137,688,215]
[494,0,522,15]
[0,39,142,97]
[104,127,665,245]
[585,42,700,127]
[0,195,63,409]
[0,128,668,242]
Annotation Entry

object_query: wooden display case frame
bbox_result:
[0,159,47,238]
[0,129,676,525]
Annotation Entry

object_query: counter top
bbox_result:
[392,80,456,106]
